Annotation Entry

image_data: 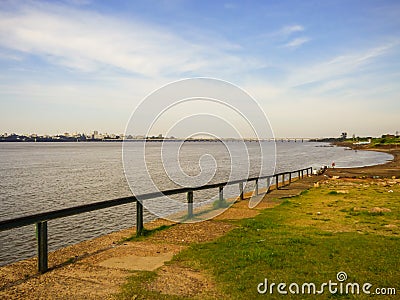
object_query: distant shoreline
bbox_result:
[328,142,400,178]
[0,138,309,143]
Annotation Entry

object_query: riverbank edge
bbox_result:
[1,145,399,298]
[327,142,400,178]
[0,176,320,296]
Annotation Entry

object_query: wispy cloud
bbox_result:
[0,50,23,61]
[63,0,92,6]
[290,43,397,87]
[0,5,183,76]
[283,37,310,48]
[0,2,255,78]
[279,25,304,36]
[263,24,305,39]
[262,24,309,49]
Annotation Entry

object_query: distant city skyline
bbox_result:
[2,130,398,140]
[0,1,399,137]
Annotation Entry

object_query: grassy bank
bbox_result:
[339,137,400,147]
[370,137,400,146]
[118,178,400,299]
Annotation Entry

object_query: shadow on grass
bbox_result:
[177,198,235,223]
[116,270,186,300]
[121,224,174,242]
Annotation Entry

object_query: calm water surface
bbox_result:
[0,141,392,265]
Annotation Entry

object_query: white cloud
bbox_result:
[0,2,256,78]
[289,43,397,87]
[0,6,182,75]
[279,25,304,36]
[258,25,309,49]
[0,50,23,61]
[283,37,310,48]
[257,24,305,43]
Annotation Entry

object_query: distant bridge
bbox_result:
[115,138,313,143]
[269,138,313,142]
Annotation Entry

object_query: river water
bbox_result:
[0,141,392,266]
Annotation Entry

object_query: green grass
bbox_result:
[212,198,230,209]
[117,179,400,299]
[372,137,400,146]
[342,137,400,146]
[117,271,186,300]
[174,180,400,299]
[121,224,173,242]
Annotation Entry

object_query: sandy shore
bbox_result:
[327,143,400,178]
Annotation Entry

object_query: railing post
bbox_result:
[1,166,317,272]
[255,179,259,196]
[187,191,193,218]
[136,200,144,236]
[219,186,224,202]
[36,221,48,273]
[239,182,244,200]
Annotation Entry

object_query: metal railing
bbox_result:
[0,167,312,273]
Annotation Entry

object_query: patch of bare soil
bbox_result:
[148,221,234,245]
[99,252,174,271]
[0,226,136,290]
[214,206,259,220]
[369,207,392,213]
[1,263,130,300]
[148,264,223,299]
[84,241,185,266]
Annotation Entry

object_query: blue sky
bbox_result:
[0,0,399,137]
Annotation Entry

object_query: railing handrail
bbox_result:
[0,166,313,273]
[0,167,312,232]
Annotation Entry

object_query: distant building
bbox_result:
[92,130,100,139]
[382,134,395,139]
